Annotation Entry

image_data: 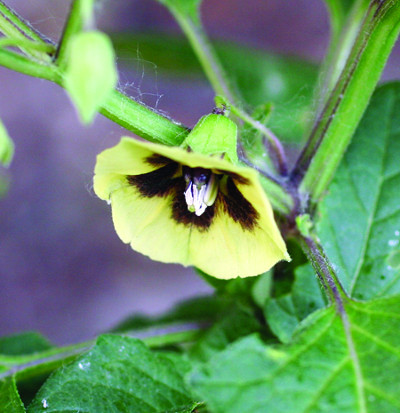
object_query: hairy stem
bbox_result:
[299,232,347,309]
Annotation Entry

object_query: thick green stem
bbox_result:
[0,37,55,53]
[101,90,189,146]
[318,0,370,107]
[292,0,400,206]
[0,47,61,82]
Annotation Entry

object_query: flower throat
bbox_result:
[183,166,219,216]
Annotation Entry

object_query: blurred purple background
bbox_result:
[0,0,398,345]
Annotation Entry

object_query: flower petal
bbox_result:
[110,185,192,265]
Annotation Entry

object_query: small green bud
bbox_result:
[296,214,313,238]
[0,119,14,167]
[214,95,230,115]
[184,113,238,163]
[64,31,118,124]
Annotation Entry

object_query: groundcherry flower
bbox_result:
[93,112,290,279]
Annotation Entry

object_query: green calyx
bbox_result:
[183,112,238,163]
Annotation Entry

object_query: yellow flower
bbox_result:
[94,137,290,279]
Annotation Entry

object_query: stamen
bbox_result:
[183,168,219,216]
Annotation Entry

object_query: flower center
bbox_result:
[183,167,219,216]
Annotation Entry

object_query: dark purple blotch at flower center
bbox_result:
[127,154,259,231]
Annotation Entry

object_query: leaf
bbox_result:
[0,338,89,408]
[0,333,52,356]
[64,30,118,124]
[27,335,199,413]
[190,295,400,413]
[265,264,325,343]
[189,305,263,363]
[0,119,14,167]
[317,83,400,300]
[112,33,317,141]
[111,295,229,333]
[0,377,25,413]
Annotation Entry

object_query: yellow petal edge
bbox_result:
[94,137,290,279]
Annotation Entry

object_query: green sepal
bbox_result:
[183,113,238,163]
[63,30,118,125]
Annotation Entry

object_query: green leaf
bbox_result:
[0,336,90,408]
[317,83,400,300]
[64,30,118,124]
[28,335,199,412]
[111,295,228,333]
[0,333,52,357]
[0,119,14,167]
[0,377,25,412]
[113,33,317,141]
[265,264,325,343]
[189,305,263,363]
[190,295,400,413]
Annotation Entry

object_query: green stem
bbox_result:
[0,1,52,61]
[171,11,238,105]
[0,1,45,43]
[101,90,189,146]
[0,37,55,53]
[299,232,347,309]
[142,328,202,348]
[0,47,61,82]
[293,0,400,205]
[318,0,370,108]
[55,0,84,69]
